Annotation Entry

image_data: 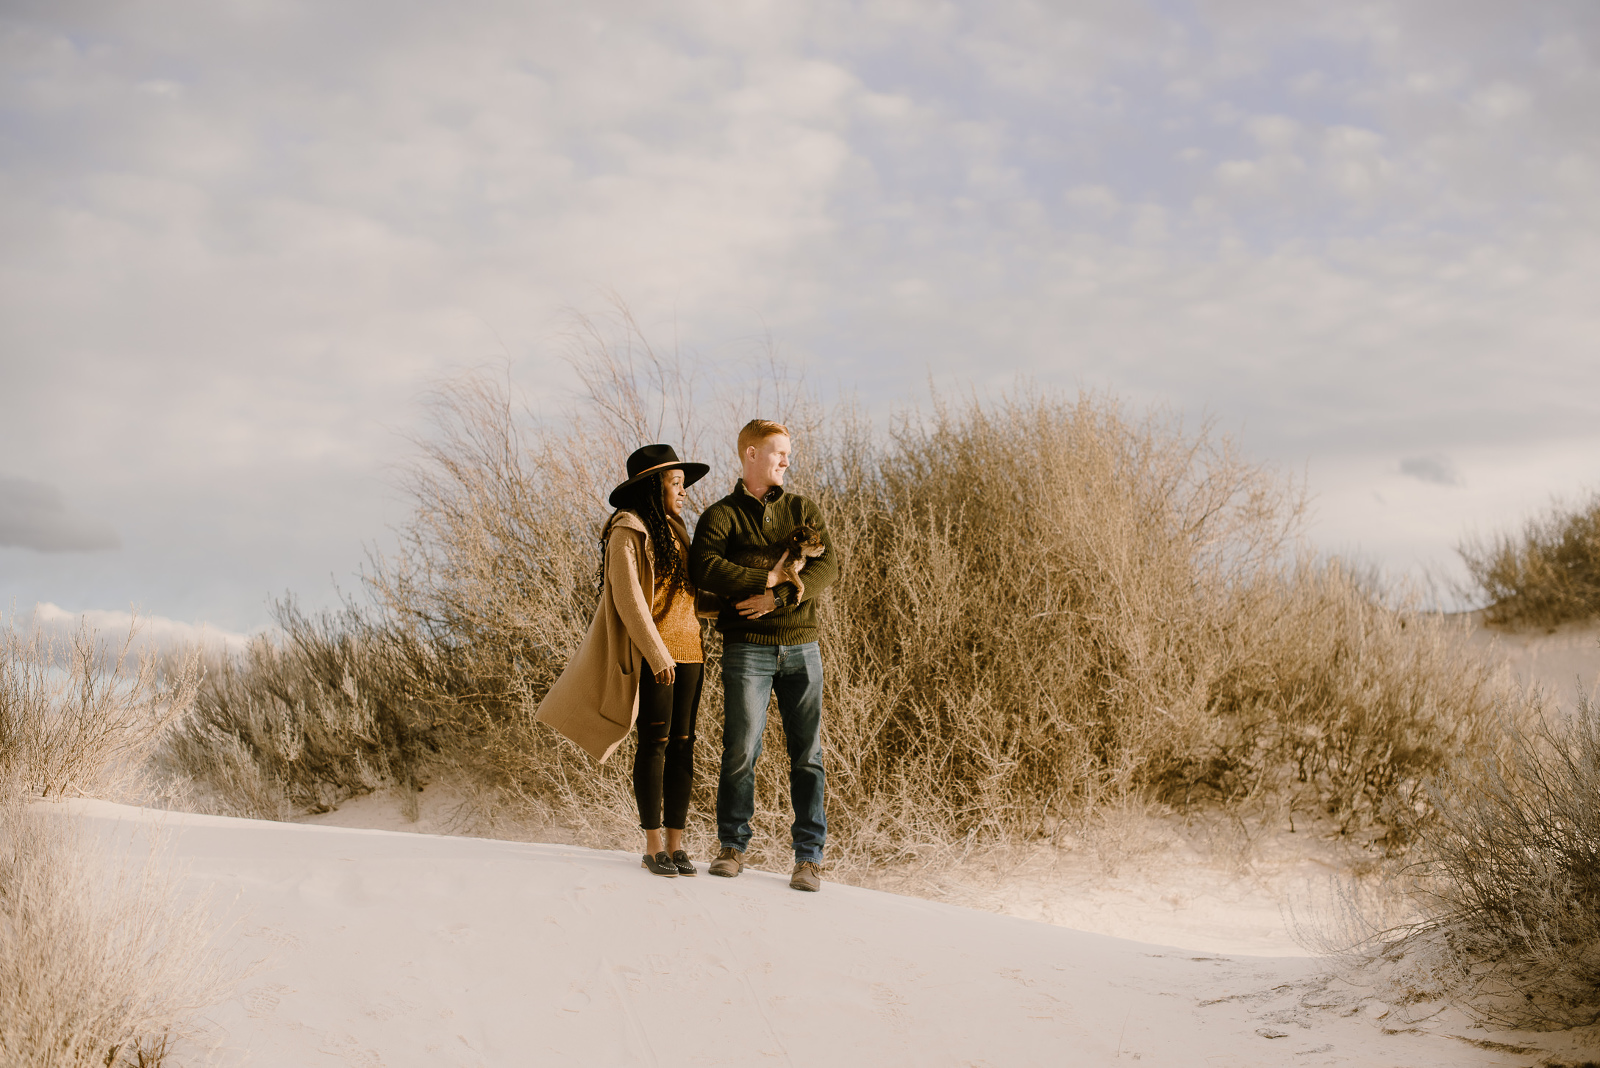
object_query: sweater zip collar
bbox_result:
[734,479,784,512]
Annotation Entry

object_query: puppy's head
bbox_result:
[787,524,826,558]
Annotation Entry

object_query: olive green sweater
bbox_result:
[688,481,839,646]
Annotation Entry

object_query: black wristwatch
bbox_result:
[772,586,788,608]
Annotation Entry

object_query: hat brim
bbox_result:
[608,461,711,507]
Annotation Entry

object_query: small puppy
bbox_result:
[694,525,828,618]
[732,524,826,602]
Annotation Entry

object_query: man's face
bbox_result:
[746,434,791,487]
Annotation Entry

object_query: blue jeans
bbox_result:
[717,641,826,863]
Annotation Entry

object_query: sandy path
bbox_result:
[45,799,1562,1068]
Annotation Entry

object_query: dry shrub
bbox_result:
[161,340,1511,885]
[1461,490,1600,628]
[0,616,234,1067]
[1,617,200,801]
[1385,693,1600,1029]
[158,603,462,820]
[1200,561,1505,838]
[807,394,1506,868]
[0,803,237,1068]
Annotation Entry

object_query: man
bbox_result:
[689,419,839,892]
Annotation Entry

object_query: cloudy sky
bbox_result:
[3,1,1598,635]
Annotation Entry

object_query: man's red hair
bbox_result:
[737,419,789,457]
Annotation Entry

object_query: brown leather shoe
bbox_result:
[708,846,744,878]
[790,860,822,892]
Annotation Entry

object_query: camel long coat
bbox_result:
[533,510,684,763]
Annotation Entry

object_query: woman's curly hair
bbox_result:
[602,471,688,596]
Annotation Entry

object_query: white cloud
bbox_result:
[1289,70,1326,95]
[1320,126,1391,200]
[1,0,1597,625]
[1212,151,1307,197]
[23,602,252,654]
[1310,435,1600,601]
[1246,115,1300,149]
[1128,204,1168,244]
[1469,81,1532,123]
[1063,184,1119,213]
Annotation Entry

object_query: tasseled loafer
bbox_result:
[641,851,679,877]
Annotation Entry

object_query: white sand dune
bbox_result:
[41,799,1576,1068]
[1467,614,1600,708]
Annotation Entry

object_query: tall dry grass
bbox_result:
[1461,490,1600,628]
[0,614,236,1067]
[161,330,1514,881]
[1379,692,1600,1029]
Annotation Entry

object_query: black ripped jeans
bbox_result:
[633,663,704,831]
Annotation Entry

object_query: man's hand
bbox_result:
[765,551,790,588]
[654,663,676,684]
[736,590,777,618]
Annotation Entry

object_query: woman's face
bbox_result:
[662,469,687,517]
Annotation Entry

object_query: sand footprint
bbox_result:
[245,983,295,1019]
[364,993,420,1022]
[245,924,304,951]
[870,982,910,1034]
[317,1031,385,1066]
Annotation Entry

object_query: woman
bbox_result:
[534,443,710,878]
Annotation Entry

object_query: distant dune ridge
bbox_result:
[1467,612,1600,709]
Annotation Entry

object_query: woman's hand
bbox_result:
[765,550,790,588]
[654,663,676,685]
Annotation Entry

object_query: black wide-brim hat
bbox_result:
[609,443,710,507]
